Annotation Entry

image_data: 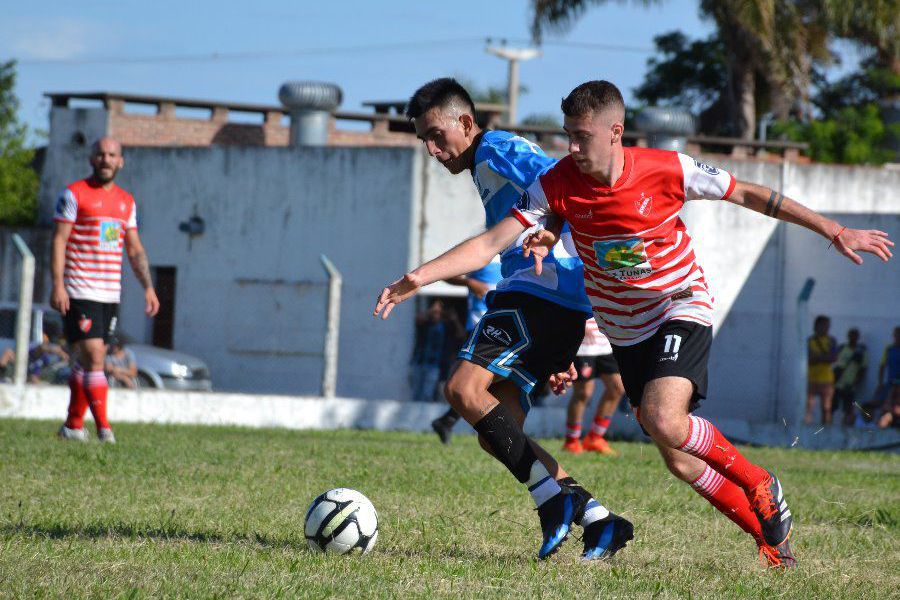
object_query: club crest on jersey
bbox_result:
[78,316,92,333]
[592,238,652,280]
[693,159,720,175]
[635,192,653,216]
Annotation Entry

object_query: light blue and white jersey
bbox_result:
[471,130,590,315]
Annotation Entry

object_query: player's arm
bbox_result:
[373,216,525,320]
[50,221,74,315]
[726,181,893,264]
[124,229,160,317]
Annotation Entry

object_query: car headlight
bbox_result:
[171,363,189,378]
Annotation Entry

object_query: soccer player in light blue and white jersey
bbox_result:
[374,78,632,562]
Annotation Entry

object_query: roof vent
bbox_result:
[278,82,343,147]
[635,107,696,152]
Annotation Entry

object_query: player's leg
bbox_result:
[583,365,624,455]
[82,302,117,443]
[59,299,92,440]
[431,360,463,444]
[636,321,794,554]
[564,361,593,453]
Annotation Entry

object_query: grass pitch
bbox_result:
[0,418,897,599]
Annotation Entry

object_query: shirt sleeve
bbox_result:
[126,201,138,230]
[677,153,736,201]
[480,134,557,192]
[54,189,78,223]
[509,178,554,228]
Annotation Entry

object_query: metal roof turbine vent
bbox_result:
[635,107,696,153]
[278,81,343,147]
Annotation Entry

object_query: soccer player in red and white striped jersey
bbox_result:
[517,81,892,567]
[52,138,160,444]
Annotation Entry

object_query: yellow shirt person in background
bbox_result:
[806,315,837,426]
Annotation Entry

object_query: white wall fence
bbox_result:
[2,384,896,452]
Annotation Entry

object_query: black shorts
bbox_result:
[611,320,711,411]
[573,354,619,380]
[63,298,119,344]
[458,292,587,414]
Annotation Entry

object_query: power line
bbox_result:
[13,36,654,67]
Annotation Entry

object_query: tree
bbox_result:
[530,0,831,139]
[821,0,899,76]
[0,61,38,226]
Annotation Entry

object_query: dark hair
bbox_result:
[405,78,476,120]
[561,80,625,118]
[814,315,830,327]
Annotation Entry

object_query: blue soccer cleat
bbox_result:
[536,490,577,559]
[580,510,634,561]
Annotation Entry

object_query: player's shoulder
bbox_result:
[629,146,684,170]
[477,130,548,162]
[65,178,91,196]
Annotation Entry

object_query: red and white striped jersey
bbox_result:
[54,178,137,304]
[577,318,613,356]
[513,148,735,346]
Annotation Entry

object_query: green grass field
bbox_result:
[1,418,897,599]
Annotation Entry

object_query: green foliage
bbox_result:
[634,31,728,115]
[0,60,38,226]
[774,63,900,164]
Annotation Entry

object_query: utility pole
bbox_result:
[485,42,540,125]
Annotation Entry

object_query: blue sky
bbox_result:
[1,0,855,139]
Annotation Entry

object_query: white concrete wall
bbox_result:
[33,136,900,424]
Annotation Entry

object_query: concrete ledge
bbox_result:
[1,384,897,452]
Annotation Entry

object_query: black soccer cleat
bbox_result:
[758,536,798,569]
[748,470,793,547]
[580,511,633,561]
[536,490,576,560]
[430,416,453,445]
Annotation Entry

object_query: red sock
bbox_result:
[85,370,110,431]
[565,422,582,442]
[590,416,611,437]
[691,464,763,543]
[678,415,768,492]
[64,365,89,430]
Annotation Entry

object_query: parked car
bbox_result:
[0,302,212,391]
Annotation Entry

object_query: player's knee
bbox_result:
[444,375,478,411]
[640,407,684,447]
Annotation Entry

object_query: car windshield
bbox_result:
[0,309,16,339]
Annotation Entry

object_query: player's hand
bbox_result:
[522,229,558,276]
[145,287,160,317]
[466,279,490,299]
[832,227,893,264]
[51,286,69,316]
[549,362,578,395]
[374,273,423,320]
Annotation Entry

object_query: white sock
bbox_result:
[580,498,611,527]
[526,461,561,508]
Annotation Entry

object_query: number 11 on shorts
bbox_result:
[664,334,682,354]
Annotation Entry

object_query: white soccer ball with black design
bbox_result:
[304,488,378,555]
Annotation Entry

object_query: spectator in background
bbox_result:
[806,315,837,426]
[832,328,868,427]
[105,338,138,389]
[876,327,900,429]
[0,348,15,382]
[410,299,447,402]
[431,258,503,443]
[28,330,70,384]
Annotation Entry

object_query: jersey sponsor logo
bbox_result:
[482,324,512,346]
[99,221,122,250]
[592,238,652,280]
[693,159,720,175]
[635,192,653,216]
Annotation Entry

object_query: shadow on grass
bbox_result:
[1,521,307,551]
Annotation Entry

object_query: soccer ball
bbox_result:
[304,488,378,555]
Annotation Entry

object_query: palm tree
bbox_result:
[530,0,830,139]
[821,0,899,76]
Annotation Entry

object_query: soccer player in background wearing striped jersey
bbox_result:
[375,80,893,568]
[52,138,160,444]
[375,79,633,561]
